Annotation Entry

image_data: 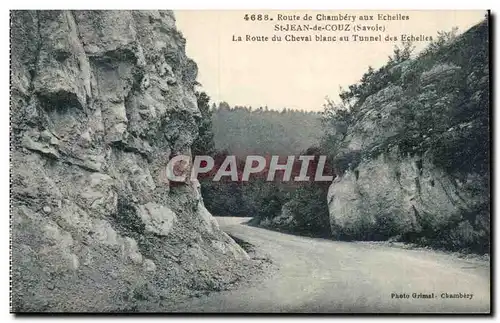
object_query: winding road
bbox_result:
[174,217,490,313]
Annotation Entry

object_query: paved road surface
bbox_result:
[173,217,490,313]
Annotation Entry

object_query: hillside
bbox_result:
[326,20,490,253]
[211,104,323,157]
[10,10,256,312]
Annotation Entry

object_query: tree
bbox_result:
[192,91,215,156]
[320,98,352,158]
[420,27,459,56]
[389,40,415,64]
[219,101,231,111]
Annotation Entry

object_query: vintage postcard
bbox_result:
[10,10,491,313]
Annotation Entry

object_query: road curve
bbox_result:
[173,217,490,313]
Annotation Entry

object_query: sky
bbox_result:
[175,10,486,111]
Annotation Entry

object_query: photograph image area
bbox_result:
[9,10,490,313]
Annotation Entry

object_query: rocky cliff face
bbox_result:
[10,10,249,312]
[327,21,490,253]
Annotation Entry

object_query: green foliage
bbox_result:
[246,180,286,220]
[320,20,490,253]
[211,103,322,157]
[322,20,489,173]
[337,41,414,108]
[192,91,215,156]
[283,183,331,237]
[201,180,247,217]
[419,27,459,57]
[389,40,415,64]
[320,98,351,152]
[202,176,287,220]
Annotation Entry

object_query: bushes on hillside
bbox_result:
[321,22,490,254]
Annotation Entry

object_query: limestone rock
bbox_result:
[10,10,249,312]
[138,202,177,236]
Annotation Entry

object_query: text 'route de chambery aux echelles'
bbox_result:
[234,12,433,43]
